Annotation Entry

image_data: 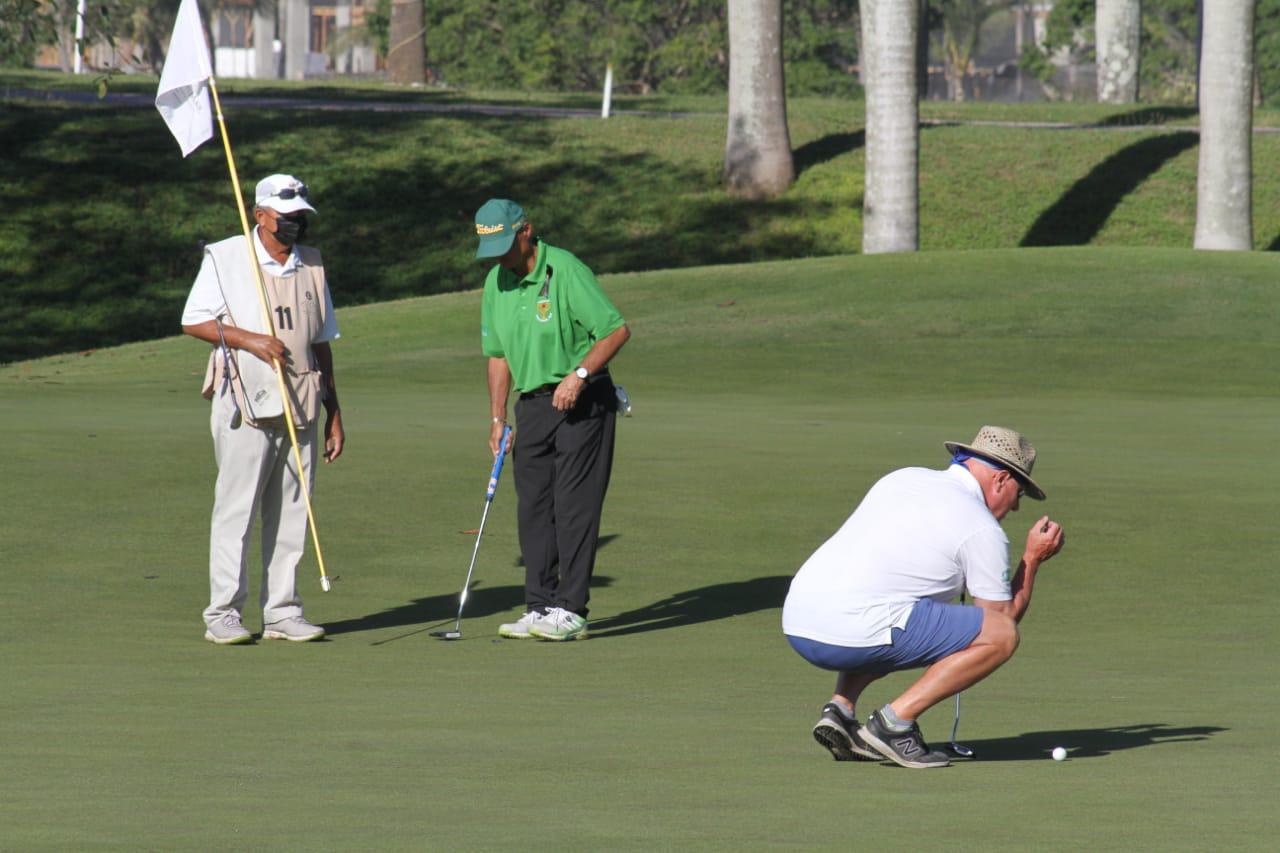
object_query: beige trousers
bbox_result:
[203,385,317,626]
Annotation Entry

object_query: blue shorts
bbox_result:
[786,598,985,674]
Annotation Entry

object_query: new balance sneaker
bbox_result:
[858,709,951,769]
[812,703,879,762]
[498,610,543,639]
[528,607,588,641]
[204,612,252,645]
[262,616,326,642]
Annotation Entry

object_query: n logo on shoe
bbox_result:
[894,736,923,757]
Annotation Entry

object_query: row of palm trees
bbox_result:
[723,0,1258,253]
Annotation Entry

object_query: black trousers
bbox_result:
[513,374,617,618]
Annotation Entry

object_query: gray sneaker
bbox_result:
[813,703,880,762]
[204,612,252,645]
[262,616,326,642]
[529,607,588,641]
[498,610,543,639]
[858,709,951,769]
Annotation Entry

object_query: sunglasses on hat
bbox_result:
[271,184,308,200]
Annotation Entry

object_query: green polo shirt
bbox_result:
[480,241,625,393]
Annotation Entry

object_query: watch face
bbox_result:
[576,367,589,379]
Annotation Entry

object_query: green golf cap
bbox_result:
[474,199,528,259]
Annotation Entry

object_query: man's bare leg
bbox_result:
[830,671,883,717]
[890,608,1019,722]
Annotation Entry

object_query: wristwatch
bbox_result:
[574,366,589,381]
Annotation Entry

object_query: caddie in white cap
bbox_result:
[179,173,344,645]
[781,425,1065,768]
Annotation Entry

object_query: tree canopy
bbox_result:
[421,0,859,96]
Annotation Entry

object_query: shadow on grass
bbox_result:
[1265,233,1280,251]
[1090,106,1198,127]
[326,548,622,641]
[588,574,790,639]
[793,130,865,176]
[1020,132,1198,247]
[952,722,1226,762]
[1,104,828,363]
[323,579,524,640]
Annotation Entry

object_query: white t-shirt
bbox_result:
[782,465,1012,647]
[181,227,340,342]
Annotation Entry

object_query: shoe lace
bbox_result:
[223,613,243,628]
[545,608,579,629]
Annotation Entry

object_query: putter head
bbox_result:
[430,630,462,640]
[320,576,332,592]
[947,742,975,758]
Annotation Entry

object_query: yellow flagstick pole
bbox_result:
[207,77,332,592]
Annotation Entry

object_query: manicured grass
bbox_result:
[6,71,1280,363]
[1,247,1276,849]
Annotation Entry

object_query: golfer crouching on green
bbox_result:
[782,426,1065,768]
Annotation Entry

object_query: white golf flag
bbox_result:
[155,0,214,157]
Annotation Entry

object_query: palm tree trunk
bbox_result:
[1097,0,1142,103]
[1194,0,1254,250]
[388,0,426,85]
[861,0,919,254]
[724,0,795,198]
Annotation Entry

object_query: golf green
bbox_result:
[2,247,1275,849]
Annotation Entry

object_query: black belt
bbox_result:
[519,370,609,400]
[520,384,557,399]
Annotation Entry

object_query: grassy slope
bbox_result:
[1,247,1276,849]
[6,71,1280,363]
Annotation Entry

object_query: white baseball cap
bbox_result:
[254,173,317,214]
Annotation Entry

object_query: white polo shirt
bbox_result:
[782,465,1012,648]
[181,226,340,342]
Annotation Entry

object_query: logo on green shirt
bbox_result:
[535,267,553,323]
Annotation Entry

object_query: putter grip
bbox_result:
[486,426,512,500]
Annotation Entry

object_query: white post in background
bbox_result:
[601,63,613,118]
[73,0,87,73]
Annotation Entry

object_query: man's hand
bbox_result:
[245,332,287,367]
[323,409,344,463]
[1025,515,1064,564]
[489,419,513,456]
[552,374,586,412]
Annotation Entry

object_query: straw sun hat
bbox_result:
[944,425,1046,500]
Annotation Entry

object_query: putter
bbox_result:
[947,590,976,758]
[432,426,512,641]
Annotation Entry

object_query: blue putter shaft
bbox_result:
[449,426,511,634]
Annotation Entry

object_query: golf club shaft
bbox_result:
[451,498,493,632]
[952,590,965,743]
[448,427,512,633]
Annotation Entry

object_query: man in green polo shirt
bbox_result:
[476,199,631,641]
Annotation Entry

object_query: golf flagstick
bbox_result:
[156,0,330,593]
[434,426,512,640]
[207,80,333,593]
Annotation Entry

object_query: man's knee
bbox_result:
[977,609,1020,661]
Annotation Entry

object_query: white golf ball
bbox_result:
[1051,747,1067,762]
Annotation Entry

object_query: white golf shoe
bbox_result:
[204,612,252,645]
[529,607,588,641]
[262,616,326,642]
[498,610,542,639]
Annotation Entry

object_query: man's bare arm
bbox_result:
[183,319,285,367]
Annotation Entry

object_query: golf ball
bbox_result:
[1051,747,1067,762]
